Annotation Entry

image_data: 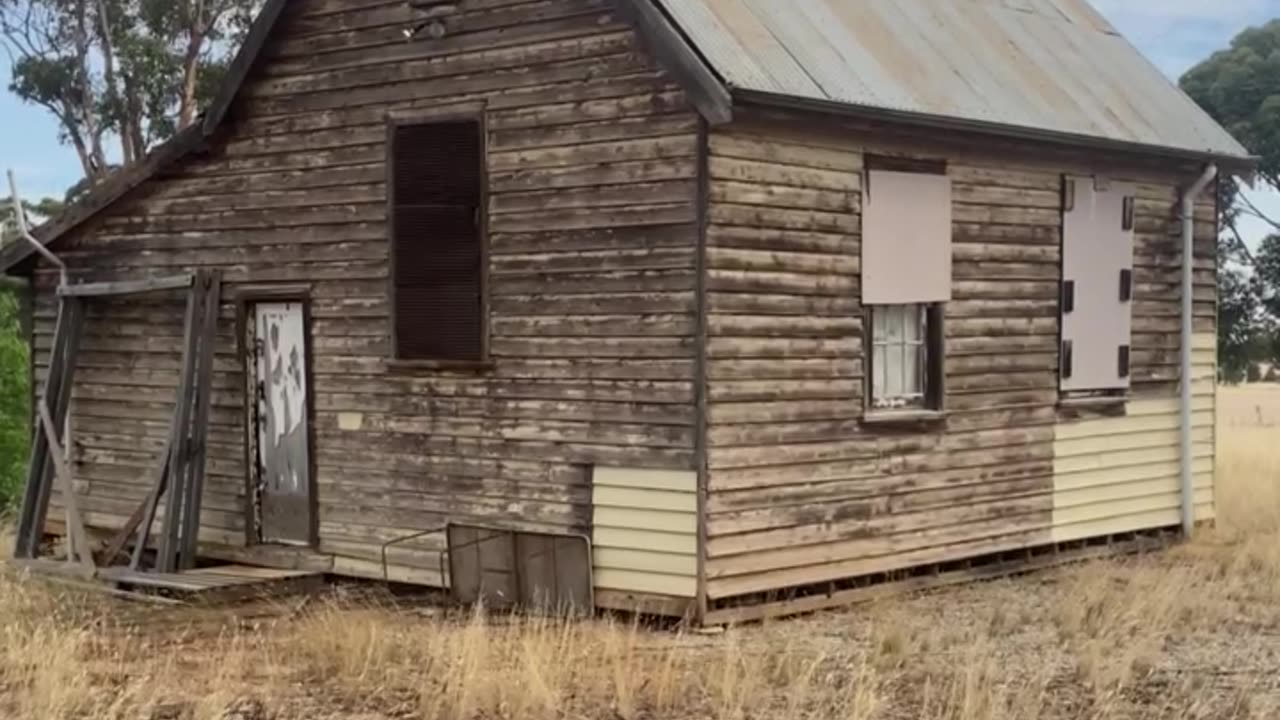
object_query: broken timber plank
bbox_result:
[14,297,83,559]
[37,401,95,577]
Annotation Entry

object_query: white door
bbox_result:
[252,302,312,545]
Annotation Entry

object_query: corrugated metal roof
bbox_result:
[654,0,1251,160]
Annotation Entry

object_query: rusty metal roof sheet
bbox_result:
[654,0,1251,160]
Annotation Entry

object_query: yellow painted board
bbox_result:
[1055,446,1212,474]
[1192,333,1216,350]
[593,485,698,513]
[1052,508,1180,542]
[1053,458,1211,489]
[593,527,697,555]
[1054,493,1181,526]
[1055,427,1212,458]
[593,467,697,493]
[594,547,698,576]
[1054,477,1180,508]
[594,506,697,534]
[1054,410,1214,440]
[594,568,697,598]
[1124,396,1214,417]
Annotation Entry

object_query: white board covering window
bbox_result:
[862,168,953,305]
[1060,176,1137,393]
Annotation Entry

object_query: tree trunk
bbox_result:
[95,0,136,165]
[179,0,209,129]
[179,33,205,129]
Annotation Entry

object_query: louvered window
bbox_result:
[389,120,487,362]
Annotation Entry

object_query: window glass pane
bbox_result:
[885,344,905,398]
[902,341,922,397]
[905,306,924,343]
[871,303,929,408]
[873,345,888,401]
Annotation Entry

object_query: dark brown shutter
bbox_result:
[390,120,484,361]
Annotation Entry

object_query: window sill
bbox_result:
[1057,395,1128,410]
[386,359,496,373]
[1057,395,1129,418]
[862,409,948,427]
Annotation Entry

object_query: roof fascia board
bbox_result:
[203,0,289,136]
[734,89,1259,174]
[614,0,732,126]
[1,1,289,274]
[0,124,207,273]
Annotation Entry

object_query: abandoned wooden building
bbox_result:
[2,0,1255,622]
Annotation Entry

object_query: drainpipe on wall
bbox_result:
[1180,163,1218,538]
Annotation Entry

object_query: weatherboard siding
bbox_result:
[34,0,702,588]
[701,112,1218,603]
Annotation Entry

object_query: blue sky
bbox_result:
[1,1,1279,243]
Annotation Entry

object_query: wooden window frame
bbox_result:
[385,106,492,370]
[863,303,947,426]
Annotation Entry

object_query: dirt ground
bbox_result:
[1,384,1278,720]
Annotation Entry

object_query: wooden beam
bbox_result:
[614,0,733,126]
[14,297,83,558]
[102,444,171,566]
[58,274,195,298]
[37,401,95,577]
[0,126,205,273]
[179,271,222,568]
[157,282,204,573]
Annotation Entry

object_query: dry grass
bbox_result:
[2,386,1279,719]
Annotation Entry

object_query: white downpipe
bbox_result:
[7,169,69,287]
[1180,163,1218,538]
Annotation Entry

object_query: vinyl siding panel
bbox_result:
[591,467,698,599]
[1051,333,1218,542]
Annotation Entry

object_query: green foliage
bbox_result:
[1182,20,1280,188]
[1182,21,1280,381]
[1,197,65,246]
[1,0,263,178]
[0,288,28,512]
[1218,253,1260,384]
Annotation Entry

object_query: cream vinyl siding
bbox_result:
[1052,334,1217,541]
[592,467,698,598]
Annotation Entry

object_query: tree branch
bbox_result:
[1238,191,1280,233]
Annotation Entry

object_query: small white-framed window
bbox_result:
[871,304,927,409]
[867,303,945,413]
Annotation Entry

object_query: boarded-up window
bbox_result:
[1060,176,1135,392]
[863,160,950,414]
[389,120,486,362]
[862,164,953,305]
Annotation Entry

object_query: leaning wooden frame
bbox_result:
[12,269,224,577]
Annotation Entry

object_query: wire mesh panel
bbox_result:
[447,525,593,615]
